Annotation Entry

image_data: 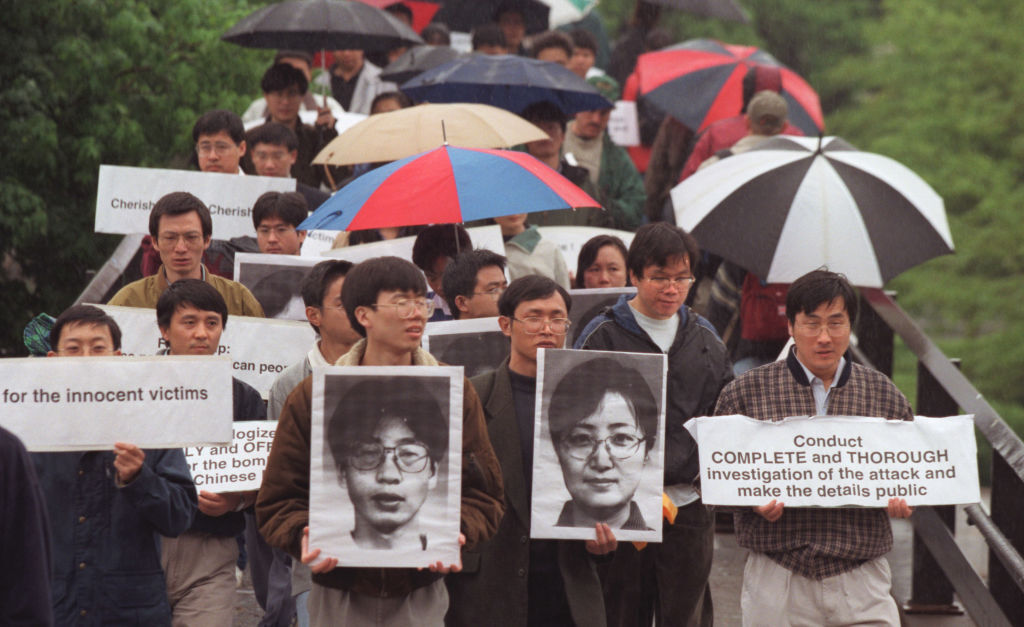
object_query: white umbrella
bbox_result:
[539,0,599,27]
[670,135,954,287]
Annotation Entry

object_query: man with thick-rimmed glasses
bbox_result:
[574,222,733,627]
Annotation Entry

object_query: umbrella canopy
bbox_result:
[299,145,600,231]
[642,0,749,23]
[541,0,599,28]
[381,45,465,84]
[356,0,441,33]
[670,135,954,287]
[433,0,550,35]
[313,103,550,165]
[221,0,423,52]
[635,38,824,135]
[401,54,612,115]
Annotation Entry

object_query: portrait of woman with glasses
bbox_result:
[323,375,450,552]
[543,354,663,534]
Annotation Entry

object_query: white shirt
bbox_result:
[628,302,678,353]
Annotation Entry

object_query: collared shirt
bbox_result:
[795,354,847,415]
[331,65,364,111]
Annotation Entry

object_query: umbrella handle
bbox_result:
[323,164,338,192]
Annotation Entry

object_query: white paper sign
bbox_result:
[95,304,315,399]
[608,100,640,147]
[309,367,463,568]
[301,230,343,256]
[535,226,635,275]
[94,165,296,239]
[320,224,506,263]
[531,349,667,543]
[244,110,367,135]
[0,356,233,451]
[184,421,276,493]
[687,415,981,507]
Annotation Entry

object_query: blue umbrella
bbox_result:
[400,54,612,116]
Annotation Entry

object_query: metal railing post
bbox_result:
[990,451,1024,624]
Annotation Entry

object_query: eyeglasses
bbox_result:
[511,316,570,335]
[642,275,695,290]
[195,142,237,156]
[560,431,646,461]
[158,231,205,247]
[794,320,850,337]
[347,442,430,473]
[252,150,292,162]
[473,286,507,300]
[370,298,436,318]
[257,225,297,238]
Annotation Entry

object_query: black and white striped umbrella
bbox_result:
[670,135,954,287]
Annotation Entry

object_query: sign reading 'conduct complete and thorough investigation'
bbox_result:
[687,415,980,507]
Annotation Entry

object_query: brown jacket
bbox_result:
[255,340,505,596]
[107,264,265,317]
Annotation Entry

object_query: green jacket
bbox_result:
[107,265,265,317]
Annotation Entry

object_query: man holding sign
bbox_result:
[714,270,913,626]
[32,305,196,625]
[154,280,266,626]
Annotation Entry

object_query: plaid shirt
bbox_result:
[714,348,913,579]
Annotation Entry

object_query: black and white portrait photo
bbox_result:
[309,366,463,567]
[530,349,666,543]
[424,317,509,378]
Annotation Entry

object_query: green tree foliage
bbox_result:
[0,0,271,355]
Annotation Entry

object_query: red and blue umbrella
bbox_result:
[299,145,601,231]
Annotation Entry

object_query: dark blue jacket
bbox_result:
[32,447,196,626]
[574,295,733,485]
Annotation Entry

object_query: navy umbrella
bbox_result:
[401,54,612,115]
[381,45,465,84]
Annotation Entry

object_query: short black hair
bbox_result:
[274,50,314,67]
[261,63,309,95]
[50,305,122,352]
[441,249,507,319]
[568,28,597,54]
[301,259,355,332]
[530,31,573,60]
[156,279,229,331]
[340,256,427,337]
[370,90,413,113]
[548,356,658,454]
[247,122,299,152]
[472,23,507,50]
[251,191,308,230]
[575,234,629,288]
[626,222,699,279]
[327,376,448,471]
[785,269,858,325]
[422,23,451,46]
[148,191,213,240]
[192,109,245,145]
[498,274,571,318]
[520,100,568,132]
[494,1,524,21]
[411,224,472,273]
[251,268,305,318]
[384,2,413,22]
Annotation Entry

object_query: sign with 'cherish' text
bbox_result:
[687,415,980,507]
[184,421,276,493]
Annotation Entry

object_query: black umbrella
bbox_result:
[643,0,749,23]
[221,0,423,52]
[381,45,465,84]
[433,0,550,35]
[401,54,611,115]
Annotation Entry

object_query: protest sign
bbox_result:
[424,317,508,378]
[233,253,321,321]
[95,304,315,398]
[531,349,667,543]
[301,230,343,256]
[535,226,635,276]
[568,287,637,345]
[687,414,981,507]
[0,356,233,451]
[184,421,276,492]
[95,165,295,239]
[608,100,641,147]
[244,110,366,135]
[309,367,463,568]
[319,224,506,265]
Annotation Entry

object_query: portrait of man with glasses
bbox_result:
[531,349,666,543]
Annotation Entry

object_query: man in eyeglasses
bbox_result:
[257,255,504,626]
[574,222,733,627]
[251,191,307,256]
[446,274,616,627]
[107,191,264,317]
[441,249,508,320]
[714,270,913,626]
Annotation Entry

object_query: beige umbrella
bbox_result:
[312,102,550,166]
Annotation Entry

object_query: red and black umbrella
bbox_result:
[634,38,824,135]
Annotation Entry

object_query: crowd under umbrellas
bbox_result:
[7,1,964,626]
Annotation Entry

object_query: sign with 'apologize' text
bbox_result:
[95,165,296,239]
[184,421,276,493]
[687,415,980,507]
[0,356,233,451]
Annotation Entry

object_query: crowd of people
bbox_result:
[3,2,919,626]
